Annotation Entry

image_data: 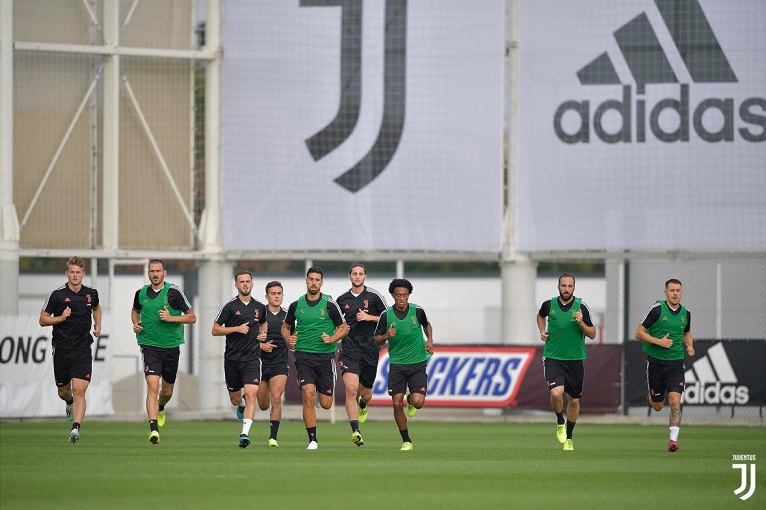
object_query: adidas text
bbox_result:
[554,85,766,144]
[683,381,749,405]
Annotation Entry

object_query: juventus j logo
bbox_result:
[732,463,757,501]
[301,0,407,193]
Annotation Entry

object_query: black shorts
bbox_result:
[294,351,336,397]
[262,363,289,382]
[388,361,428,397]
[140,345,180,384]
[225,358,262,392]
[543,358,584,399]
[52,346,92,386]
[338,348,379,389]
[646,357,685,402]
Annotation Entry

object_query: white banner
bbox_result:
[518,0,766,252]
[222,0,504,252]
[0,315,113,418]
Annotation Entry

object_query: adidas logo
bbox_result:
[683,343,749,405]
[554,0,766,144]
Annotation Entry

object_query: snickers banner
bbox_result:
[371,346,536,407]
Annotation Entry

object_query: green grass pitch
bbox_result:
[1,420,764,509]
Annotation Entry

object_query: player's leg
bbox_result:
[53,350,74,421]
[406,362,428,411]
[666,361,685,452]
[343,370,361,422]
[316,357,336,410]
[156,347,180,429]
[647,361,667,412]
[388,364,412,450]
[225,359,246,419]
[145,374,161,420]
[561,360,583,450]
[295,354,319,448]
[257,378,271,412]
[544,358,568,444]
[239,381,258,448]
[357,359,377,423]
[145,374,161,443]
[267,374,287,446]
[70,377,89,425]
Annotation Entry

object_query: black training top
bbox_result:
[42,284,100,350]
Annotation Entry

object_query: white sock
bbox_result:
[669,426,679,441]
[238,396,246,408]
[242,419,253,435]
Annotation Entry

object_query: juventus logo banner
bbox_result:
[517,0,766,253]
[222,0,504,252]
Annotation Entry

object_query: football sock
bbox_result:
[566,420,576,439]
[72,422,81,431]
[406,393,413,406]
[669,426,679,441]
[350,420,359,432]
[242,419,253,435]
[270,420,280,439]
[149,420,159,433]
[555,411,565,425]
[307,427,317,443]
[358,398,368,409]
[158,403,165,412]
[66,397,74,406]
[399,428,412,443]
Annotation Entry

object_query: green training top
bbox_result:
[644,301,688,361]
[386,304,429,365]
[295,294,337,354]
[544,297,586,360]
[136,284,184,348]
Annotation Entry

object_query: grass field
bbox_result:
[1,419,764,509]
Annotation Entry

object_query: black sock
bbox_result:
[406,393,412,406]
[66,397,74,406]
[72,422,81,431]
[566,420,576,439]
[358,398,368,409]
[149,420,159,432]
[158,404,165,412]
[307,427,317,442]
[399,428,411,443]
[270,420,280,439]
[555,412,565,425]
[350,420,359,433]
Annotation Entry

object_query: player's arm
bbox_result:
[257,309,268,341]
[683,331,694,356]
[212,322,244,336]
[332,322,350,342]
[635,324,671,348]
[536,314,548,342]
[423,322,434,353]
[324,303,349,343]
[39,309,67,326]
[577,304,596,340]
[536,301,549,342]
[683,311,694,356]
[131,291,144,333]
[163,307,196,324]
[374,313,391,345]
[634,305,671,347]
[92,304,102,337]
